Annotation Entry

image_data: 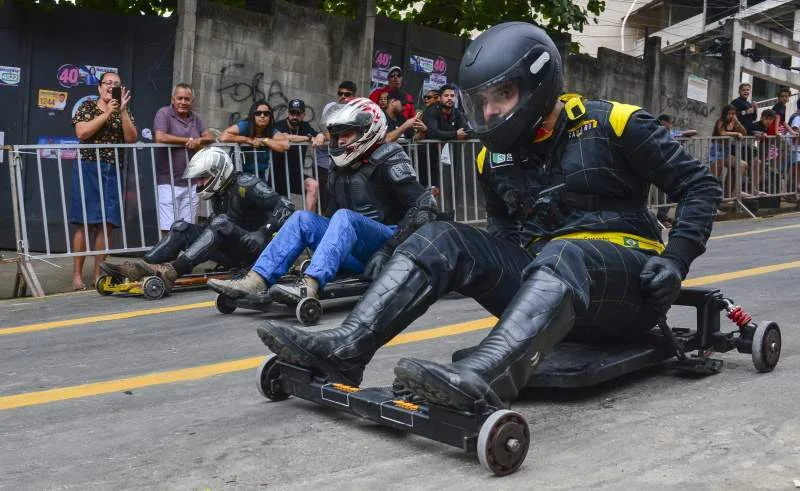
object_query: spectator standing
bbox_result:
[419,83,474,187]
[710,104,748,200]
[384,89,426,143]
[369,66,415,120]
[748,108,777,196]
[771,87,798,136]
[423,84,473,142]
[731,82,757,134]
[788,100,800,202]
[220,100,289,180]
[153,83,215,234]
[70,71,137,291]
[274,99,324,212]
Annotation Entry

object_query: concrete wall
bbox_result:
[188,0,371,131]
[566,38,726,134]
[566,48,647,107]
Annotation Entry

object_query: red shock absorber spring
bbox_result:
[727,305,752,329]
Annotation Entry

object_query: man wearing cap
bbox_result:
[369,66,415,120]
[274,98,325,212]
[385,89,427,143]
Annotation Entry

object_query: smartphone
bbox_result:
[111,86,122,104]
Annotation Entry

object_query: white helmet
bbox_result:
[183,146,234,200]
[323,97,387,167]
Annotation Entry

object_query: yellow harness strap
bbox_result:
[532,231,665,254]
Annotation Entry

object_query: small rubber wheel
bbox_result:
[256,354,289,401]
[216,294,237,314]
[142,276,166,300]
[296,297,322,326]
[752,321,781,372]
[477,409,530,476]
[95,275,114,295]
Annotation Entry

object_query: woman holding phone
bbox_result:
[70,71,137,290]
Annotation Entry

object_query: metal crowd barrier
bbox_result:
[7,136,799,297]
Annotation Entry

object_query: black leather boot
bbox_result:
[257,254,436,386]
[394,267,575,410]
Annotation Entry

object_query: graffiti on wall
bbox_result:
[217,63,316,126]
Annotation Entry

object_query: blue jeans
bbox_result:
[252,209,396,288]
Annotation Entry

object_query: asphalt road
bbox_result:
[1,214,799,490]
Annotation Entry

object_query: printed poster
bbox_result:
[37,136,80,160]
[57,64,117,88]
[38,89,68,111]
[0,66,22,87]
[687,74,708,104]
[410,55,434,74]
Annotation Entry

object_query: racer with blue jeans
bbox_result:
[208,97,431,304]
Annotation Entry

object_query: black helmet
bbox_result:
[459,22,563,152]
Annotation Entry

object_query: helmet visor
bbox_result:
[460,47,552,134]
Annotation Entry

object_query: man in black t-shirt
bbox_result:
[384,89,425,142]
[730,82,757,133]
[273,99,325,211]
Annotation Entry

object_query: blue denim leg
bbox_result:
[304,209,396,287]
[252,211,330,285]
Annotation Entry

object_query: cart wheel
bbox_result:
[142,276,166,300]
[299,259,312,274]
[296,297,322,326]
[752,321,781,373]
[216,294,237,314]
[256,354,289,401]
[94,275,114,295]
[477,409,530,476]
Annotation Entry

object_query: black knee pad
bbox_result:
[170,220,191,233]
[209,214,235,236]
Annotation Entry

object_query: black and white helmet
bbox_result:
[183,146,234,200]
[322,97,387,167]
[459,22,564,152]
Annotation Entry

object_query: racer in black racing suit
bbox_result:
[256,22,722,410]
[207,97,432,304]
[101,146,294,290]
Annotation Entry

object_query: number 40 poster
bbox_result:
[56,64,117,88]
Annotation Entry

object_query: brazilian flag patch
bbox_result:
[622,236,640,248]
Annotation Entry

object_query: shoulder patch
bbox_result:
[388,161,416,183]
[237,173,257,186]
[477,147,487,175]
[564,97,586,121]
[608,101,641,137]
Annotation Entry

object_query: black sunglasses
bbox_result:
[337,91,353,97]
[424,95,437,100]
[254,110,272,117]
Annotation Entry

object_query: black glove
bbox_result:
[241,229,267,256]
[363,249,391,280]
[640,256,683,315]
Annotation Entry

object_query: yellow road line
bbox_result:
[682,260,800,287]
[0,317,497,411]
[3,258,800,337]
[0,301,214,336]
[711,223,800,240]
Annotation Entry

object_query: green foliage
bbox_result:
[317,0,606,37]
[7,0,605,35]
[8,0,244,16]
